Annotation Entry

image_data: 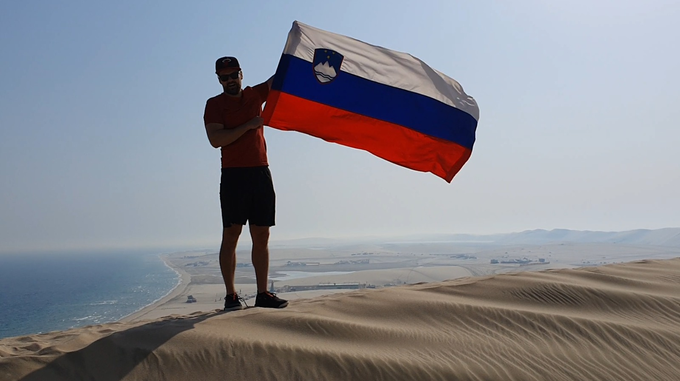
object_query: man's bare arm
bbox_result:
[205,116,263,148]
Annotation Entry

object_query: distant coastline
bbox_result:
[120,254,191,323]
[0,250,179,339]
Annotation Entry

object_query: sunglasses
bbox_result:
[218,71,241,81]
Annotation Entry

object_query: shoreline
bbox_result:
[120,254,192,323]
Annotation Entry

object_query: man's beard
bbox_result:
[224,83,240,96]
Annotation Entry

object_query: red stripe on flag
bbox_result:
[264,91,471,182]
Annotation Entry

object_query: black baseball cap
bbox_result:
[215,56,240,73]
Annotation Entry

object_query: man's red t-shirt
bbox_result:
[203,83,270,168]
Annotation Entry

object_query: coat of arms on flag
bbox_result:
[313,49,344,84]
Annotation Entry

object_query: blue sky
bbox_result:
[1,0,678,253]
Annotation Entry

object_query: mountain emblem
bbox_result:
[312,48,344,84]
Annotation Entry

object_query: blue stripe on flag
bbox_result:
[272,54,477,149]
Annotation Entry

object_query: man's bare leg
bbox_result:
[249,224,270,293]
[250,224,288,308]
[220,224,243,295]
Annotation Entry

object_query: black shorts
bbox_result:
[220,166,275,227]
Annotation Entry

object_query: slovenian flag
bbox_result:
[263,21,479,182]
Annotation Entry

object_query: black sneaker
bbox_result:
[255,292,288,309]
[224,293,244,311]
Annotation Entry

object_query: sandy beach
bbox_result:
[2,252,680,380]
[122,249,479,322]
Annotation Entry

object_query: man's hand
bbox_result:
[205,116,264,148]
[249,116,264,130]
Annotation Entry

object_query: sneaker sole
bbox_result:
[223,305,245,312]
[255,301,289,309]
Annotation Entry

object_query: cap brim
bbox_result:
[216,68,240,74]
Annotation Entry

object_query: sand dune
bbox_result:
[2,258,680,381]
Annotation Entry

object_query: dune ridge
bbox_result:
[2,258,680,381]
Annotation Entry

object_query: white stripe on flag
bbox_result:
[284,21,479,121]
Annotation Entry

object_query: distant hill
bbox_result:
[489,228,680,247]
[272,228,680,248]
[367,228,680,247]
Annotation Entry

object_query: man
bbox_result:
[203,56,288,311]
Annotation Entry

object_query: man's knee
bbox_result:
[249,225,270,245]
[222,224,243,244]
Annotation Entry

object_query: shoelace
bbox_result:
[227,293,250,308]
[239,294,249,308]
[261,291,278,299]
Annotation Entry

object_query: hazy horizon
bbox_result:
[2,1,678,253]
[2,226,678,256]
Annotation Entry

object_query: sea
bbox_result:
[0,249,180,340]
